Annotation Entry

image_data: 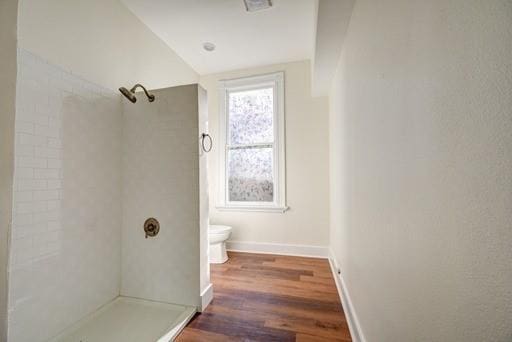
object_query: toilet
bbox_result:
[209,225,232,264]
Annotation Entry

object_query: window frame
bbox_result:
[217,72,287,213]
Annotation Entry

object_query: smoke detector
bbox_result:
[243,0,273,12]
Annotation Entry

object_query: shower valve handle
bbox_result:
[143,218,160,238]
[145,224,155,238]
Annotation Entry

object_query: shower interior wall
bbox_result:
[121,84,208,307]
[8,49,207,341]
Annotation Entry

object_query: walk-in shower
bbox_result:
[119,83,155,103]
[10,49,210,342]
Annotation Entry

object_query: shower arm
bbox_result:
[130,84,155,102]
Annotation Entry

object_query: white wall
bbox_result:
[329,1,512,341]
[0,0,18,339]
[198,87,211,299]
[121,85,203,308]
[18,0,198,90]
[311,0,355,97]
[9,50,122,342]
[200,61,330,249]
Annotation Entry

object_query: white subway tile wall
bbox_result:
[8,50,122,342]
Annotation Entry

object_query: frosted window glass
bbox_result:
[228,147,273,202]
[228,88,273,145]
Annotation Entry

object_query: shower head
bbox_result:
[119,87,137,103]
[119,84,155,103]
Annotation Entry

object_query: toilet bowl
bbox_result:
[209,225,232,264]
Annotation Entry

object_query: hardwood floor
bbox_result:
[176,252,352,341]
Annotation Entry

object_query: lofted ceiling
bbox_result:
[121,0,318,75]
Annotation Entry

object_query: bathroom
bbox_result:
[2,0,511,341]
[1,0,334,340]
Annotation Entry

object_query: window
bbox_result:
[217,72,287,212]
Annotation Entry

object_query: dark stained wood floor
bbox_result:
[176,251,352,341]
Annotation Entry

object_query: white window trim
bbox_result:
[217,72,288,213]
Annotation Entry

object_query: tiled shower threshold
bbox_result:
[49,296,196,342]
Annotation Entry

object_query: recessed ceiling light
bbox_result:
[203,42,216,52]
[244,0,273,12]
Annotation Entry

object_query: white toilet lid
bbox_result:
[209,225,232,234]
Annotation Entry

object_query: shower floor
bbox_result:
[50,297,196,342]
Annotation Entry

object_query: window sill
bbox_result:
[215,206,289,213]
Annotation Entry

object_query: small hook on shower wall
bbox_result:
[201,133,212,153]
[119,83,155,103]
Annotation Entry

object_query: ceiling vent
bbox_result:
[244,0,273,12]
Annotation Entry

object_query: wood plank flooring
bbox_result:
[176,252,352,341]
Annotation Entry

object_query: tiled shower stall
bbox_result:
[8,49,209,341]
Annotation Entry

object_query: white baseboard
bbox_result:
[199,283,213,312]
[328,250,366,342]
[226,240,329,258]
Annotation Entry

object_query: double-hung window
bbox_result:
[217,72,287,212]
